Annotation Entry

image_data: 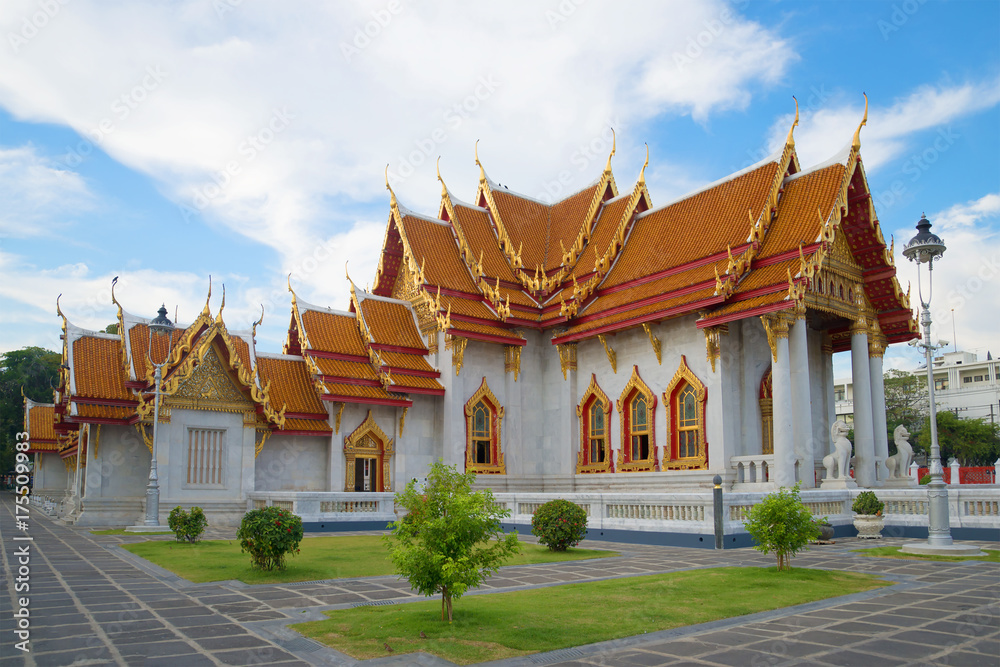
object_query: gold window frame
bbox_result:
[344,410,394,492]
[464,378,506,474]
[616,366,656,472]
[576,374,613,473]
[663,355,708,470]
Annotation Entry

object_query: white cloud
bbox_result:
[0,144,94,237]
[0,0,795,278]
[764,78,1000,171]
[892,192,1000,363]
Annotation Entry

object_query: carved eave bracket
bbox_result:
[448,335,467,376]
[641,323,662,365]
[598,334,617,374]
[504,345,521,381]
[704,325,728,373]
[557,343,577,381]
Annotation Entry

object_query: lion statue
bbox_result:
[823,419,853,480]
[885,424,914,479]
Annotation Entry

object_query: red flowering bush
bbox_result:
[531,499,588,551]
[236,506,304,570]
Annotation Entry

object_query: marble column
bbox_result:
[851,321,877,487]
[869,332,890,483]
[788,314,814,487]
[504,346,524,476]
[770,316,795,487]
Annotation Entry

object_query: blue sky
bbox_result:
[1,0,997,379]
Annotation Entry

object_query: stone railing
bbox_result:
[247,492,396,523]
[729,456,773,491]
[245,487,1000,536]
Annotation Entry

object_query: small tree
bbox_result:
[237,507,303,570]
[531,499,588,551]
[385,461,519,622]
[743,483,821,571]
[167,506,207,542]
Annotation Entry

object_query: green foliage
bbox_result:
[917,411,1000,466]
[0,347,60,473]
[851,491,884,516]
[743,483,820,571]
[884,368,927,452]
[919,473,931,485]
[385,461,520,622]
[530,499,588,551]
[167,506,208,543]
[237,506,303,570]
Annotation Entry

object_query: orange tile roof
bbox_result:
[359,298,426,350]
[313,357,379,381]
[450,320,525,341]
[281,417,332,434]
[548,184,601,269]
[441,295,497,319]
[757,164,844,260]
[128,322,198,381]
[73,336,133,401]
[256,356,326,415]
[301,310,368,356]
[452,203,519,282]
[322,382,409,402]
[602,162,779,288]
[400,213,479,294]
[490,189,550,271]
[581,262,720,319]
[228,336,253,372]
[390,374,445,392]
[727,260,793,294]
[27,404,57,443]
[563,286,718,337]
[377,351,438,374]
[75,404,134,421]
[498,285,538,308]
[572,194,633,277]
[702,290,789,321]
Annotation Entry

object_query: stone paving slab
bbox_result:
[3,494,999,666]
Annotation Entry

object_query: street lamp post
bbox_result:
[899,215,982,556]
[144,305,175,527]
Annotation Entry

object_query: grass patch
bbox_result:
[292,567,888,664]
[90,529,172,536]
[121,535,616,584]
[854,546,1000,563]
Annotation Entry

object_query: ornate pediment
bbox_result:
[168,346,253,412]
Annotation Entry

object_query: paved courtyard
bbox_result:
[1,494,997,666]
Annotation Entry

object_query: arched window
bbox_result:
[663,355,708,470]
[577,374,612,473]
[344,411,394,492]
[465,378,505,474]
[759,368,774,455]
[617,366,656,472]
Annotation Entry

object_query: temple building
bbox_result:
[25,101,919,526]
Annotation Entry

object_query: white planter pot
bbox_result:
[853,514,884,539]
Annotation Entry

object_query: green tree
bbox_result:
[743,483,821,571]
[883,369,927,454]
[384,461,519,622]
[917,411,1000,466]
[0,347,61,473]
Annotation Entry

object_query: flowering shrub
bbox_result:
[531,499,587,551]
[236,506,304,570]
[167,506,207,543]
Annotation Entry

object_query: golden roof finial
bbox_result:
[217,284,226,320]
[111,275,123,313]
[852,92,868,150]
[345,260,353,285]
[202,275,213,315]
[252,304,264,341]
[436,156,447,197]
[56,293,65,320]
[786,95,799,147]
[604,128,616,174]
[638,143,649,186]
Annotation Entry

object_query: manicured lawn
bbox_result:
[292,567,888,664]
[121,535,617,584]
[854,546,1000,563]
[91,529,172,535]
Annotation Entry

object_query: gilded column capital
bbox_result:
[868,332,887,358]
[850,318,869,336]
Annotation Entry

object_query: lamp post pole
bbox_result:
[144,305,174,527]
[900,215,981,556]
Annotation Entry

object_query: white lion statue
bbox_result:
[823,419,853,480]
[886,424,914,479]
